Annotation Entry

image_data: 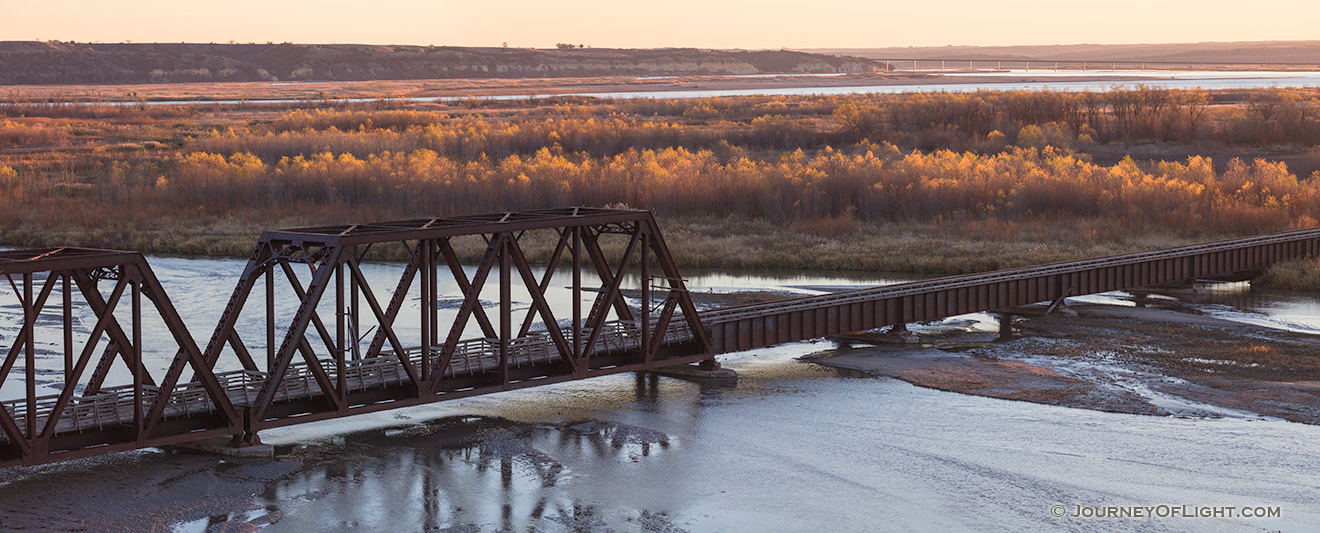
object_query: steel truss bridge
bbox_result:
[0,207,1316,468]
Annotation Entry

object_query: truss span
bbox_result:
[1,208,1318,468]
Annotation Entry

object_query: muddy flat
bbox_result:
[812,300,1320,424]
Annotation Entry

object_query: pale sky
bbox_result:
[2,0,1317,49]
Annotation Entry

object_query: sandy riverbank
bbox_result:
[811,296,1320,424]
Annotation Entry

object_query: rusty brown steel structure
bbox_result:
[702,227,1320,353]
[2,210,1319,469]
[0,248,238,468]
[201,207,713,445]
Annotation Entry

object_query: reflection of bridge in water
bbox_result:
[1,207,1318,468]
[253,412,680,532]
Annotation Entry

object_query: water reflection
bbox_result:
[1143,282,1320,333]
[634,372,661,412]
[255,412,684,532]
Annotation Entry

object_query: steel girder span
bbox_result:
[701,227,1320,353]
[202,207,714,446]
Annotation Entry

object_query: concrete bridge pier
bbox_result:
[826,323,921,348]
[886,324,920,344]
[1129,290,1156,308]
[651,360,738,383]
[175,437,274,459]
[995,313,1018,339]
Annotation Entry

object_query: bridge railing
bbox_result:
[0,314,702,448]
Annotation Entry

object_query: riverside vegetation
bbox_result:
[1,87,1319,275]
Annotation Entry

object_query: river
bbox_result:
[13,70,1319,107]
[548,70,1320,100]
[0,255,1318,531]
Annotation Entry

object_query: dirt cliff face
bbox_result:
[0,42,884,85]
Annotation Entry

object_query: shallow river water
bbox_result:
[38,69,1320,106]
[0,256,1318,532]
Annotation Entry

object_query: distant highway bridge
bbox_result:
[0,207,1315,468]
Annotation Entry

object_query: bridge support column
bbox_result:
[175,435,273,459]
[886,324,920,344]
[226,408,266,448]
[995,313,1017,339]
[652,361,737,383]
[182,411,272,458]
[229,432,263,447]
[1130,290,1153,308]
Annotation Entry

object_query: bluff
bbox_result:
[0,42,884,85]
[811,41,1320,65]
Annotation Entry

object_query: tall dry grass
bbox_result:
[0,120,66,147]
[3,87,1320,272]
[4,144,1315,235]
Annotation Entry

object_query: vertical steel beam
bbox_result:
[23,273,34,439]
[1,273,57,395]
[640,230,651,362]
[336,262,346,407]
[429,240,439,350]
[499,236,511,385]
[62,274,71,378]
[350,265,360,361]
[266,265,275,369]
[38,278,127,443]
[420,240,432,386]
[131,273,143,444]
[572,228,582,361]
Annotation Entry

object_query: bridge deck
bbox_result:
[703,227,1320,352]
[0,320,694,444]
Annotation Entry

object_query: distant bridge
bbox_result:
[0,207,1316,468]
